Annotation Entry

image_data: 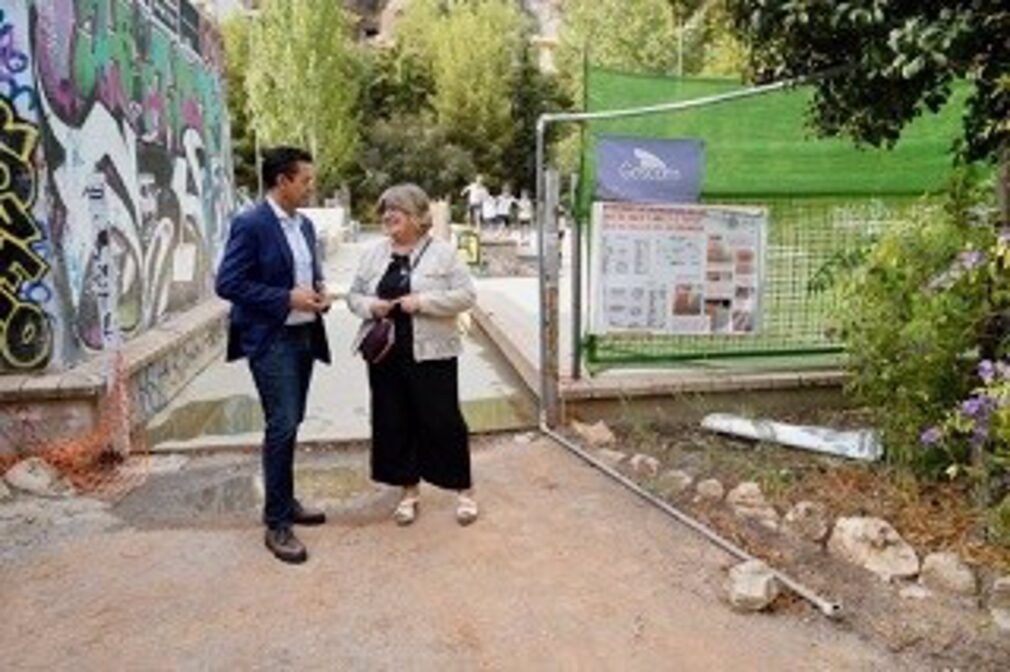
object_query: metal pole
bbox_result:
[535,119,550,426]
[570,173,583,380]
[543,169,562,427]
[677,17,684,78]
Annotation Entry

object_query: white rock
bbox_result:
[990,576,1010,631]
[726,481,779,530]
[595,448,627,469]
[117,454,190,478]
[656,469,693,497]
[899,585,933,600]
[4,458,74,498]
[827,517,919,582]
[629,453,660,478]
[727,559,780,612]
[920,552,977,596]
[571,420,616,448]
[696,478,725,501]
[783,501,830,542]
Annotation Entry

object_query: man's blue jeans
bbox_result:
[249,325,315,530]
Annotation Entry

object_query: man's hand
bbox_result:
[290,286,327,312]
[398,294,421,314]
[370,299,396,318]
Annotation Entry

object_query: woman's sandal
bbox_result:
[393,496,419,526]
[455,495,479,526]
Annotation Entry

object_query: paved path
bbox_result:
[0,436,909,670]
[146,235,535,451]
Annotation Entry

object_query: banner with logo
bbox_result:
[589,201,766,336]
[595,136,704,203]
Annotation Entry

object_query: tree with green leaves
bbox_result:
[401,0,527,182]
[556,0,746,102]
[220,16,256,197]
[726,1,1008,211]
[244,0,363,198]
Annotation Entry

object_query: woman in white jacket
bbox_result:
[347,183,478,526]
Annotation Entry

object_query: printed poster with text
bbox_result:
[589,202,766,336]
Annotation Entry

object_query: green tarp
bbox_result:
[579,66,968,210]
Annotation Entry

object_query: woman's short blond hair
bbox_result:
[377,183,432,233]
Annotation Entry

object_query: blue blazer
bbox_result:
[215,201,331,364]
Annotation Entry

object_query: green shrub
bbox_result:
[837,187,993,474]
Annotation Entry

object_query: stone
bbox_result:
[595,448,627,469]
[0,479,10,501]
[783,501,830,542]
[920,552,977,596]
[656,469,693,497]
[827,517,919,582]
[571,420,616,448]
[726,481,779,530]
[899,585,933,600]
[629,453,660,478]
[696,478,725,501]
[990,576,1010,631]
[3,458,74,498]
[727,559,780,612]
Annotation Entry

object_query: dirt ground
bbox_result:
[590,415,1010,671]
[0,435,917,671]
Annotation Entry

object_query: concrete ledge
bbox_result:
[1,298,229,455]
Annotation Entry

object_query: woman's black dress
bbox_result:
[367,253,471,490]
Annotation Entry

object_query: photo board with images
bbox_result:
[589,202,767,336]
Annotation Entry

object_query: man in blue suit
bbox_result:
[216,146,331,564]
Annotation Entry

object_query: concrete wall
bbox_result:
[0,0,235,375]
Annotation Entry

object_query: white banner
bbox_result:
[589,201,767,336]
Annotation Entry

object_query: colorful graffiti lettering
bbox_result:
[0,0,236,370]
[0,99,53,369]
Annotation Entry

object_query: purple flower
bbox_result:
[920,426,942,446]
[999,229,1010,244]
[958,250,986,270]
[971,425,990,447]
[961,396,986,417]
[979,359,996,384]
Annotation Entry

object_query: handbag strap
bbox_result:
[408,237,433,271]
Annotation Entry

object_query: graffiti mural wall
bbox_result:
[0,0,234,373]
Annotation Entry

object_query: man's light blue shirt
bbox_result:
[267,196,315,325]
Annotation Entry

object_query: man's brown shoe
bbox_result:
[292,502,326,526]
[265,527,307,564]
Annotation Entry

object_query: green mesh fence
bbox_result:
[577,67,965,368]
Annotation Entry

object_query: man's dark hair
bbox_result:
[261,146,313,189]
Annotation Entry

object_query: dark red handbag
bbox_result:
[358,317,395,363]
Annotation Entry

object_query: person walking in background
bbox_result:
[480,185,498,235]
[216,146,331,564]
[347,183,479,527]
[517,189,533,243]
[460,175,488,228]
[495,185,515,237]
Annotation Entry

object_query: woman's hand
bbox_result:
[398,294,422,314]
[371,299,396,318]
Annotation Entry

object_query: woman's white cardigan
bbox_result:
[346,235,476,361]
